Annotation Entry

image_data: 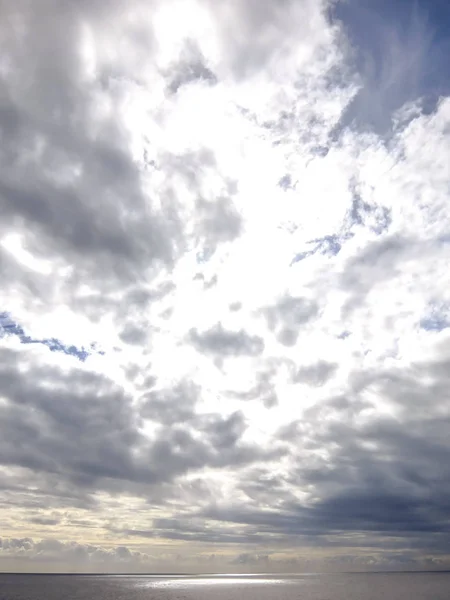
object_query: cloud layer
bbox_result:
[1,0,450,572]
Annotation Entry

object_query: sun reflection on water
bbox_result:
[143,576,289,589]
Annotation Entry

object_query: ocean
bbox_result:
[1,572,450,600]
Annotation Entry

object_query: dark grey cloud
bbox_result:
[0,348,144,492]
[189,323,264,359]
[110,521,269,544]
[147,408,281,482]
[149,348,450,557]
[0,1,178,294]
[0,1,202,341]
[114,281,176,345]
[0,350,277,511]
[199,410,246,451]
[140,381,200,425]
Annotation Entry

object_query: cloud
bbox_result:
[226,364,281,408]
[0,347,145,492]
[198,348,450,549]
[1,0,450,574]
[141,380,200,425]
[292,360,337,386]
[202,0,335,79]
[167,40,217,95]
[263,295,318,346]
[196,196,243,253]
[0,346,279,524]
[0,2,175,285]
[0,536,150,566]
[189,323,265,359]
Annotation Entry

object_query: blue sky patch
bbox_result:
[292,232,351,265]
[338,331,351,340]
[331,0,450,134]
[0,312,102,361]
[420,303,450,332]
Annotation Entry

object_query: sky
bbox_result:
[0,0,450,574]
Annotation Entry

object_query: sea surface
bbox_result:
[1,572,450,600]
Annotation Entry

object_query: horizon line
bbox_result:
[1,569,450,576]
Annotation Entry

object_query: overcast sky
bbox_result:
[1,0,450,574]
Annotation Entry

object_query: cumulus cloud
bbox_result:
[263,295,319,347]
[0,536,150,569]
[1,0,450,574]
[189,323,265,359]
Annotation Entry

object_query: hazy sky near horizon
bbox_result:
[1,0,450,573]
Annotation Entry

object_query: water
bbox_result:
[0,572,449,600]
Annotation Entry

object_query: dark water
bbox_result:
[1,572,450,600]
